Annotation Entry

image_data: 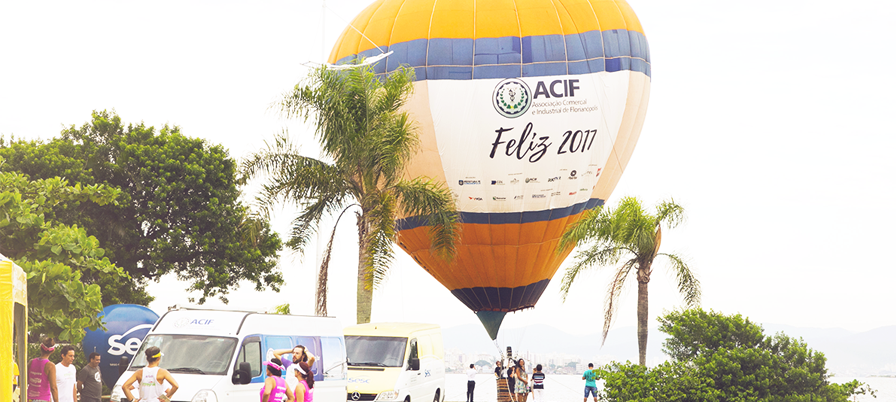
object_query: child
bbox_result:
[531,364,545,401]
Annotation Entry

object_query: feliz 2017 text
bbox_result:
[489,122,597,163]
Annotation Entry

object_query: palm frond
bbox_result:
[559,246,625,301]
[658,252,701,307]
[393,177,460,260]
[363,192,398,289]
[315,203,361,316]
[603,258,637,345]
[557,205,607,251]
[654,198,685,229]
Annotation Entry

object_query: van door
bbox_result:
[406,338,421,401]
[220,336,263,402]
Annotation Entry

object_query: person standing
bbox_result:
[531,365,545,402]
[506,363,516,400]
[55,346,77,402]
[77,353,103,402]
[466,364,476,402]
[291,361,314,402]
[581,363,599,402]
[29,337,58,402]
[259,358,293,402]
[514,359,529,402]
[272,345,317,372]
[494,360,503,378]
[123,347,179,402]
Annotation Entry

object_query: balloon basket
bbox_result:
[497,378,513,402]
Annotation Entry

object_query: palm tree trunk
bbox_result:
[637,266,650,366]
[356,212,373,324]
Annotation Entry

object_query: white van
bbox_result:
[344,323,444,402]
[110,307,347,402]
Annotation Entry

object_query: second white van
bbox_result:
[344,323,444,402]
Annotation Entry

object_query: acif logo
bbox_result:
[493,78,532,118]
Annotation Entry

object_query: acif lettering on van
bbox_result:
[173,318,215,328]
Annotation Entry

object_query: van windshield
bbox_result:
[345,336,407,367]
[131,334,237,375]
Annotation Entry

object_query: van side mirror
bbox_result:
[118,356,131,376]
[232,362,252,385]
[408,358,420,371]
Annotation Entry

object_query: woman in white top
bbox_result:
[123,347,179,402]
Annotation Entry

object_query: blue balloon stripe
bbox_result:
[396,198,604,231]
[336,29,650,80]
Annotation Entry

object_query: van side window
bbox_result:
[320,336,346,380]
[409,338,418,366]
[236,337,262,378]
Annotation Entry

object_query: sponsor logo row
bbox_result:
[459,169,601,186]
[462,188,592,201]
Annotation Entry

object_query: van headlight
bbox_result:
[375,391,400,401]
[192,390,218,402]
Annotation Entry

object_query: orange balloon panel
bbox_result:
[396,208,587,312]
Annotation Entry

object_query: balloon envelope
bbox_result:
[330,0,650,339]
[82,304,159,388]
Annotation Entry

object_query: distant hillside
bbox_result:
[443,323,896,376]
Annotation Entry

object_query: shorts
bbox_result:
[584,386,598,398]
[533,389,544,401]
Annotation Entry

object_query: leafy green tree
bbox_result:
[558,197,700,366]
[0,111,283,304]
[599,309,876,401]
[242,65,458,323]
[0,167,127,342]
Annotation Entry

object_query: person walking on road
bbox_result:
[466,364,477,402]
[77,353,103,402]
[581,363,599,402]
[123,346,179,402]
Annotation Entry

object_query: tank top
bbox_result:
[259,376,288,402]
[139,367,167,402]
[298,380,313,402]
[27,358,52,401]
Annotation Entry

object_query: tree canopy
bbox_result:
[0,166,126,342]
[599,309,876,402]
[558,196,700,366]
[0,111,283,304]
[243,65,458,322]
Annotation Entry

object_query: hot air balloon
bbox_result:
[329,0,650,339]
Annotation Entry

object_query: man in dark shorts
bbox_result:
[581,363,599,402]
[76,353,102,402]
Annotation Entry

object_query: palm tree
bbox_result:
[558,196,700,366]
[242,65,459,323]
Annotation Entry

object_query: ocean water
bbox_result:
[445,374,896,402]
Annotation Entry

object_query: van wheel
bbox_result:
[433,390,440,402]
[405,397,411,402]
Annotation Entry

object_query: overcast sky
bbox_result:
[2,0,894,344]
